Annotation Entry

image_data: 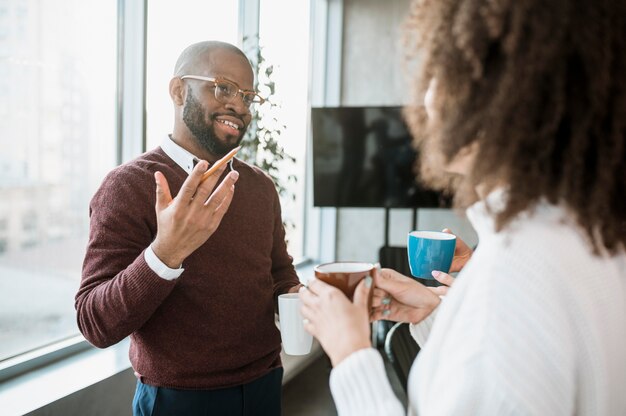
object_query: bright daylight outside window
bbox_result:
[259,0,310,261]
[0,1,117,362]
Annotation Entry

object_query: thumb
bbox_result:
[353,275,373,309]
[154,171,172,212]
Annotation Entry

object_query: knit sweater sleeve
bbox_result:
[268,183,300,299]
[75,163,177,348]
[330,348,405,416]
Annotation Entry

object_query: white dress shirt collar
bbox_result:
[160,135,198,175]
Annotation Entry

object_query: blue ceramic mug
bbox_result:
[407,231,456,279]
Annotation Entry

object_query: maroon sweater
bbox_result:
[75,147,299,389]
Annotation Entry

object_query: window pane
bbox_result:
[0,0,117,360]
[145,1,239,150]
[259,0,310,260]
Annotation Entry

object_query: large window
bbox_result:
[0,0,117,361]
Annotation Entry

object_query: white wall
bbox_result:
[335,0,478,263]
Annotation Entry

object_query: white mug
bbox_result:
[278,293,313,355]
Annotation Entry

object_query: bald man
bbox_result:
[76,41,302,415]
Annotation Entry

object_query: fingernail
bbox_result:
[382,297,391,305]
[365,276,372,288]
[382,309,391,316]
[431,270,441,278]
[231,171,239,180]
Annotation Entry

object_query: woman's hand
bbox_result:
[371,268,441,323]
[445,228,473,272]
[426,228,474,296]
[300,277,373,367]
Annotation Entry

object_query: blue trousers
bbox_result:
[132,367,283,416]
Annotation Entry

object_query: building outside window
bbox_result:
[0,0,117,362]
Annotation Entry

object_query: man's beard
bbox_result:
[182,89,246,156]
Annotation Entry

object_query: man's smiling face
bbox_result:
[181,49,253,157]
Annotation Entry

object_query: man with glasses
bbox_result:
[76,41,302,415]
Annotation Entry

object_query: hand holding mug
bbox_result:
[371,268,441,323]
[299,277,373,367]
[444,228,473,273]
[407,230,456,280]
[427,229,474,296]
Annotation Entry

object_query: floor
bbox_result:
[282,347,408,415]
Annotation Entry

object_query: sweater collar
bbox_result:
[160,135,199,175]
[466,187,508,238]
[466,187,568,242]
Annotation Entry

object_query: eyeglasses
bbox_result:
[180,75,265,107]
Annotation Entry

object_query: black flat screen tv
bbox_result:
[311,106,450,208]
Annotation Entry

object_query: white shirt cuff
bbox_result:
[330,348,405,416]
[144,245,184,281]
[409,301,440,347]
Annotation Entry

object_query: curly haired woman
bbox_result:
[300,0,626,414]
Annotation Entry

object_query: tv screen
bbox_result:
[311,106,450,208]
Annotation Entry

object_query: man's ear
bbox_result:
[169,77,186,106]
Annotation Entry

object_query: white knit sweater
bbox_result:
[330,191,626,415]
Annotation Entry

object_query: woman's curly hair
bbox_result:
[403,0,626,254]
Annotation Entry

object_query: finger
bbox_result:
[372,288,388,298]
[194,163,230,204]
[300,304,318,337]
[428,286,449,296]
[304,277,319,294]
[175,160,208,204]
[300,302,315,320]
[371,294,390,308]
[431,270,455,287]
[353,276,373,309]
[371,289,391,307]
[204,185,235,232]
[374,268,408,292]
[371,307,394,322]
[298,285,316,307]
[209,181,235,216]
[303,318,316,337]
[154,171,172,212]
[204,171,239,210]
[306,277,336,297]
